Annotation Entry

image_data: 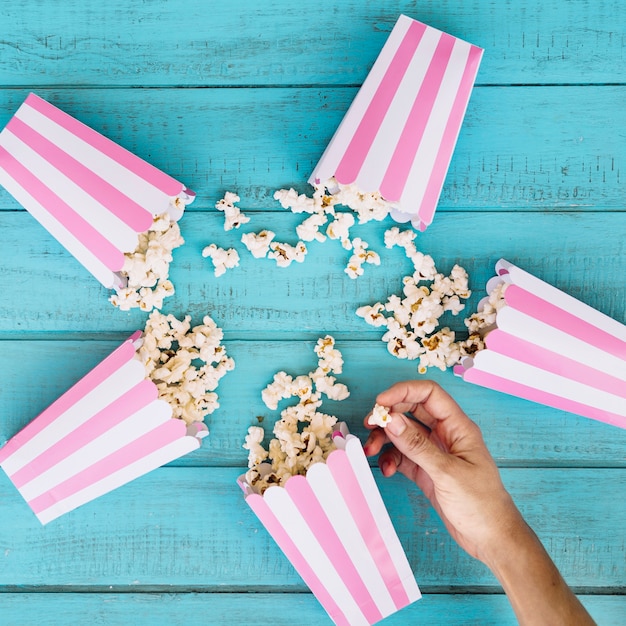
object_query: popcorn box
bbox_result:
[309,14,483,231]
[239,428,421,625]
[0,333,207,524]
[455,259,626,429]
[0,92,194,290]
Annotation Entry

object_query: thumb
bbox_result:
[385,412,447,477]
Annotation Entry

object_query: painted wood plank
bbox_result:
[0,1,624,86]
[0,593,622,626]
[0,467,623,588]
[0,87,623,211]
[1,339,625,467]
[0,211,624,335]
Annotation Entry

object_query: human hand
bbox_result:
[363,380,523,563]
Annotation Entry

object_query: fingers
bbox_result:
[376,380,468,431]
[384,411,450,478]
[363,426,387,457]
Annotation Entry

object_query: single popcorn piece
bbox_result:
[243,336,350,494]
[136,310,234,427]
[109,202,185,312]
[296,213,328,242]
[241,230,275,259]
[268,240,307,267]
[326,212,355,249]
[216,191,250,231]
[243,426,269,468]
[344,237,381,280]
[202,243,240,277]
[355,302,388,327]
[368,403,392,428]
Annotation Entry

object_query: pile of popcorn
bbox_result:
[110,199,186,311]
[356,226,488,373]
[464,279,509,336]
[243,336,349,494]
[136,310,234,426]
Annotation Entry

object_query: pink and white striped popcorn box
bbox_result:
[455,259,626,429]
[0,333,207,525]
[0,92,194,290]
[309,14,483,231]
[239,427,421,625]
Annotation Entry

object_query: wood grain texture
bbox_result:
[0,593,623,626]
[0,86,624,211]
[1,340,625,467]
[0,467,624,588]
[1,0,624,86]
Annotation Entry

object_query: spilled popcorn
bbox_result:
[357,226,485,373]
[216,192,250,231]
[271,178,395,278]
[241,230,275,258]
[136,310,234,426]
[110,198,187,311]
[243,336,349,494]
[368,403,392,428]
[202,243,240,277]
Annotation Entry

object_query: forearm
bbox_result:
[482,515,596,626]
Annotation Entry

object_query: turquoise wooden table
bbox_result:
[0,1,625,624]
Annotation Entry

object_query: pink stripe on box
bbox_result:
[7,116,154,234]
[10,379,157,488]
[463,368,626,429]
[326,450,409,609]
[504,285,626,360]
[334,20,427,185]
[0,339,137,464]
[246,493,350,626]
[0,143,126,272]
[24,93,182,197]
[415,44,483,229]
[379,32,456,203]
[486,330,626,398]
[285,475,382,624]
[28,419,186,514]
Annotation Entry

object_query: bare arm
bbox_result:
[364,380,595,626]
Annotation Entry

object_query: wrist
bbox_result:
[475,496,531,570]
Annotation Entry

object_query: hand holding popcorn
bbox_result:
[363,380,595,626]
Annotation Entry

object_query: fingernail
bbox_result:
[380,460,390,475]
[386,414,406,437]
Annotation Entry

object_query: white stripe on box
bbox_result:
[471,350,626,416]
[399,38,472,212]
[497,307,626,380]
[306,461,397,618]
[36,435,201,525]
[1,129,139,253]
[344,437,421,603]
[0,160,118,288]
[309,16,412,183]
[0,358,146,475]
[355,25,441,194]
[264,485,369,626]
[16,103,172,214]
[497,260,626,340]
[18,399,172,501]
